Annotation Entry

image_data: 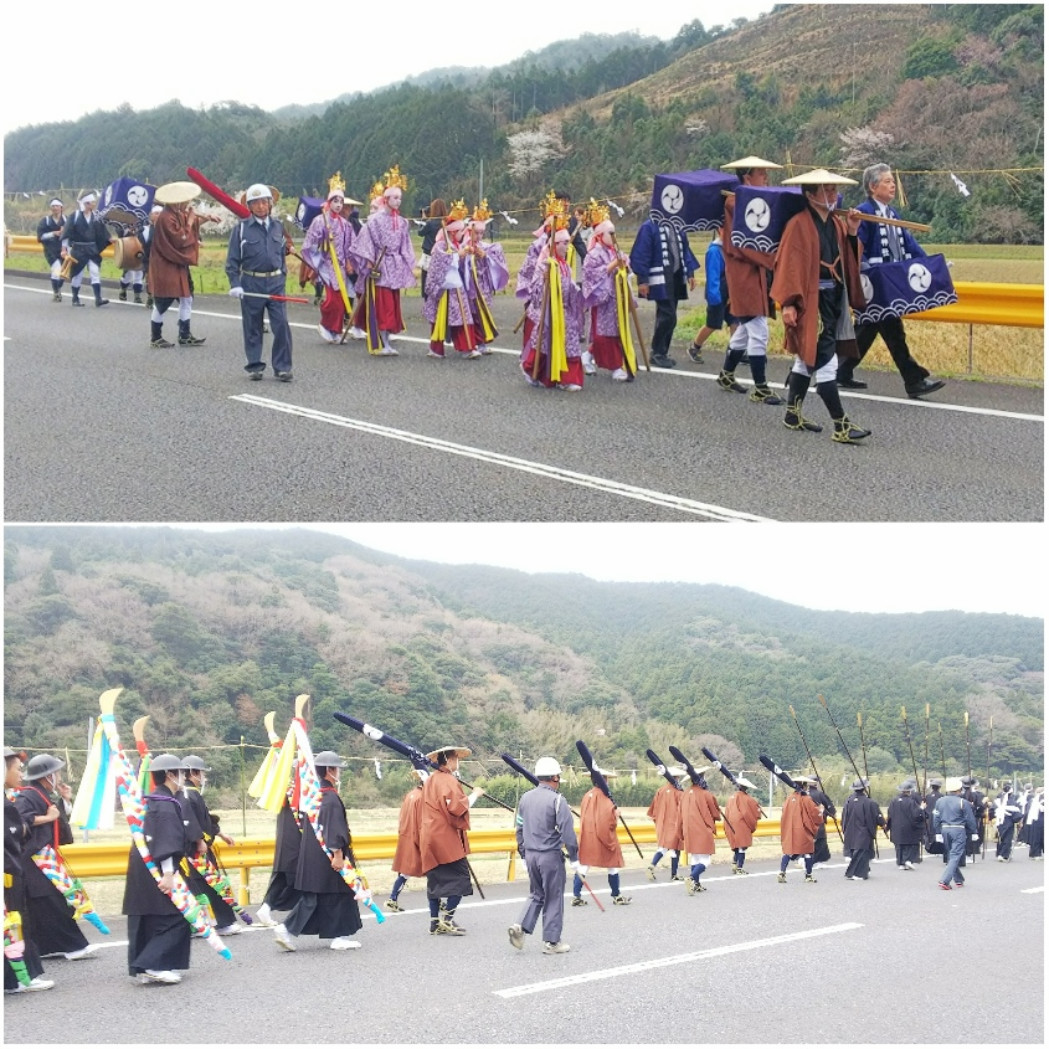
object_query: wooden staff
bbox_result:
[848,210,932,233]
[788,705,843,843]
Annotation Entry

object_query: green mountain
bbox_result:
[4,526,1042,807]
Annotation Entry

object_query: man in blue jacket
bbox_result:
[628,216,698,368]
[837,163,945,398]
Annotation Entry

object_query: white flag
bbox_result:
[373,758,382,780]
[949,172,971,197]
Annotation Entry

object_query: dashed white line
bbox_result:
[230,394,772,521]
[493,922,864,997]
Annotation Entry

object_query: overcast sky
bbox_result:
[175,522,1044,618]
[1,1,775,139]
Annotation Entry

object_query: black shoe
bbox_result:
[150,337,175,348]
[118,290,128,301]
[249,370,264,381]
[650,355,677,368]
[687,343,704,363]
[72,299,85,308]
[837,376,868,389]
[275,371,293,382]
[832,416,871,444]
[717,370,747,393]
[95,299,109,307]
[52,292,62,302]
[749,384,784,405]
[178,334,206,346]
[906,378,945,399]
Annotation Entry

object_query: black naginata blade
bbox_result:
[501,753,539,787]
[645,748,684,791]
[575,739,615,802]
[759,754,799,790]
[668,745,703,785]
[701,746,740,787]
[333,712,432,771]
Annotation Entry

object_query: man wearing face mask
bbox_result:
[348,165,417,356]
[122,754,192,984]
[770,169,871,444]
[302,173,359,344]
[179,756,240,937]
[225,183,294,381]
[273,752,363,953]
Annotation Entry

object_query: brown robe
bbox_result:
[419,768,471,872]
[780,790,824,855]
[149,208,202,298]
[391,785,425,878]
[722,193,776,318]
[579,787,624,868]
[680,785,721,855]
[647,784,684,850]
[769,204,865,367]
[725,790,761,849]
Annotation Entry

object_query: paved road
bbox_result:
[4,276,1043,522]
[4,854,1042,1043]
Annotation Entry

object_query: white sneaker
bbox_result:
[254,903,274,926]
[581,351,597,375]
[508,923,525,950]
[317,323,335,343]
[904,861,915,871]
[349,326,366,340]
[64,945,99,960]
[542,941,570,954]
[214,924,241,936]
[378,345,399,356]
[427,350,445,359]
[6,976,55,993]
[142,969,181,984]
[464,349,482,359]
[557,383,582,392]
[611,367,629,381]
[329,937,362,951]
[273,924,297,952]
[479,345,493,355]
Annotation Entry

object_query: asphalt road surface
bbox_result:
[4,853,1042,1044]
[4,276,1043,522]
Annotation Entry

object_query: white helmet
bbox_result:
[245,183,272,202]
[534,756,562,778]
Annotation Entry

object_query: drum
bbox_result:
[854,254,957,324]
[112,235,145,271]
[649,169,738,233]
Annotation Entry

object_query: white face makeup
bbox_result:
[385,188,402,210]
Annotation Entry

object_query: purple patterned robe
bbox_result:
[348,210,416,294]
[582,242,635,337]
[523,254,583,358]
[302,212,355,291]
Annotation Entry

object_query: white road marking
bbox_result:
[493,922,863,997]
[7,281,1043,423]
[230,394,772,521]
[1020,885,1044,894]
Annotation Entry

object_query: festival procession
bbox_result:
[29,151,957,444]
[5,688,1040,991]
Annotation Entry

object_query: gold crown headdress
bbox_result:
[370,179,385,200]
[383,165,409,191]
[447,198,470,222]
[539,190,569,231]
[585,198,610,227]
[327,171,347,197]
[472,198,492,223]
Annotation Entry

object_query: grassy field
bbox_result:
[7,234,1042,383]
[71,805,793,918]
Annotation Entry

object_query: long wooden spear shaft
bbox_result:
[817,694,868,795]
[964,711,973,783]
[938,722,948,781]
[789,705,843,843]
[985,717,993,786]
[922,704,931,797]
[900,707,923,793]
[856,712,882,853]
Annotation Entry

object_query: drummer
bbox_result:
[148,182,212,348]
[836,163,946,399]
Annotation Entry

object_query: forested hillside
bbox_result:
[4,528,1042,804]
[4,5,1042,243]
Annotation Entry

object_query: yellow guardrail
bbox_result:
[5,236,1044,328]
[62,818,791,903]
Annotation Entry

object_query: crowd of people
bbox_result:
[4,742,1042,987]
[33,155,948,431]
